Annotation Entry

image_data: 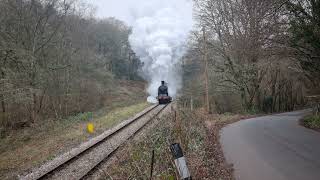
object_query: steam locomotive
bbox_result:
[157,81,172,104]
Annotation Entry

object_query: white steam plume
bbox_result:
[128,0,193,103]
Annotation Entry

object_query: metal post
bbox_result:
[150,150,155,180]
[190,96,194,111]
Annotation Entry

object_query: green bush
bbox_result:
[246,106,260,115]
[303,115,320,129]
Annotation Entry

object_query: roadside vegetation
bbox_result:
[100,106,255,179]
[102,108,208,179]
[301,115,320,131]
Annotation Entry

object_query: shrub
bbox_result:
[303,115,320,130]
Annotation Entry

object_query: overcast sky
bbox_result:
[89,0,140,24]
[89,0,193,25]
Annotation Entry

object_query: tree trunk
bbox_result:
[1,75,5,115]
[1,52,8,121]
[203,27,211,114]
[32,92,37,123]
[256,90,261,111]
[1,93,5,123]
[1,98,5,114]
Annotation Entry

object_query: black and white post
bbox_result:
[170,143,191,180]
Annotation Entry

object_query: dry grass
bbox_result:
[100,107,252,179]
[0,102,149,180]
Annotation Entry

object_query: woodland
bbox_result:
[181,0,320,113]
[0,0,142,131]
[1,0,320,131]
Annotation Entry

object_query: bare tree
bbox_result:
[192,0,306,112]
[0,0,142,129]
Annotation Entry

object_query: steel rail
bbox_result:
[21,103,168,180]
[79,103,169,180]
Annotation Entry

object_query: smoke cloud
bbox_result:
[128,0,193,103]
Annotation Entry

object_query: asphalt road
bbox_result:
[220,110,320,180]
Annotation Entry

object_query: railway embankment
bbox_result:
[20,104,168,180]
[0,81,148,180]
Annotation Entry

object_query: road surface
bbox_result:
[220,110,320,180]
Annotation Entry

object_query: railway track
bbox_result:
[21,103,169,180]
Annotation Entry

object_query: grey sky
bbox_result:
[89,0,136,24]
[89,0,193,25]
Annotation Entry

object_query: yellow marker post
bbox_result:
[87,123,94,134]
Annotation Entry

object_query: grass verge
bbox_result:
[301,115,320,132]
[0,102,149,180]
[100,108,253,179]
